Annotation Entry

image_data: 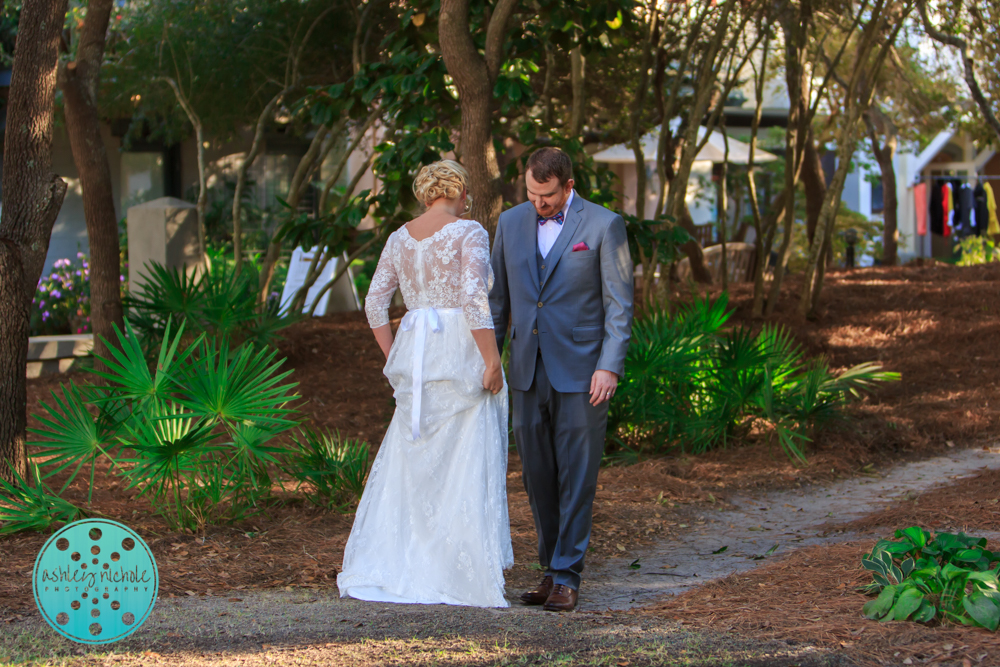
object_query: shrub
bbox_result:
[862,527,1000,629]
[0,464,81,535]
[24,319,301,532]
[609,294,899,463]
[287,427,372,510]
[31,254,94,336]
[955,236,1000,266]
[125,258,297,352]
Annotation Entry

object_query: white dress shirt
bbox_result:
[537,190,575,259]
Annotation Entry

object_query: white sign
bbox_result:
[279,246,361,316]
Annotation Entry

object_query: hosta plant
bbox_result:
[862,527,1000,630]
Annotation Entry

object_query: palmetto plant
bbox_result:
[124,259,298,352]
[610,295,900,464]
[22,318,302,532]
[287,426,372,510]
[0,464,81,535]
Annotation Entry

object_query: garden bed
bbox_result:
[3,262,998,660]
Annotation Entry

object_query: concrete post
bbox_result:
[126,196,205,294]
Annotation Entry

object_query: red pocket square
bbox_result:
[572,242,590,252]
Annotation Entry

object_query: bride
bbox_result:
[337,160,513,608]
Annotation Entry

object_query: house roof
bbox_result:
[592,127,778,165]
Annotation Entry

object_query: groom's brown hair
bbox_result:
[526,147,573,186]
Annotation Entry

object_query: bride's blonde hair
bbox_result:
[412,160,471,208]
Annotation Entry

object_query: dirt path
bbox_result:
[0,589,847,667]
[581,446,1000,611]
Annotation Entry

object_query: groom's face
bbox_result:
[526,171,574,219]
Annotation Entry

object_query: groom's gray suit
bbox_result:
[490,193,634,590]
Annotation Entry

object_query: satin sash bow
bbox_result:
[398,307,462,440]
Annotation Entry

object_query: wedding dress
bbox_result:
[337,219,513,608]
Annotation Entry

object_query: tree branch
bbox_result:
[484,0,519,81]
[917,0,1000,142]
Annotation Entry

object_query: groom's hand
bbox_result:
[590,370,618,406]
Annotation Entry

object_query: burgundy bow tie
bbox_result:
[537,211,565,226]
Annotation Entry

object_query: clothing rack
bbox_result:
[915,174,1000,181]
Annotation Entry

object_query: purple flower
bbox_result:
[50,290,61,299]
[77,252,85,259]
[42,311,50,321]
[38,300,45,308]
[75,270,82,277]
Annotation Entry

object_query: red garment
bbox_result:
[914,183,927,235]
[942,184,952,237]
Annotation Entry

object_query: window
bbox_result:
[871,179,884,213]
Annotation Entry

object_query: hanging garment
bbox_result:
[975,183,989,236]
[930,181,944,234]
[958,184,975,237]
[914,183,928,235]
[943,183,953,237]
[987,182,1000,236]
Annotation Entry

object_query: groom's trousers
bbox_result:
[512,352,609,590]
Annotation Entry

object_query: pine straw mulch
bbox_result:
[645,464,1000,666]
[644,540,1000,666]
[4,262,1000,650]
[838,464,1000,536]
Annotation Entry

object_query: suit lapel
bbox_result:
[540,194,585,286]
[524,205,541,293]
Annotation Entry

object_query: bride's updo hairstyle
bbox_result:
[412,160,471,208]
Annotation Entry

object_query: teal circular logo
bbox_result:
[33,519,158,644]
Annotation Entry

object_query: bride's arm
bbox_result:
[471,329,503,394]
[461,226,504,394]
[365,235,399,359]
[372,325,394,359]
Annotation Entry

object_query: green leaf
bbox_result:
[0,464,80,534]
[893,587,925,620]
[171,337,299,431]
[863,586,897,620]
[28,382,119,497]
[898,526,929,549]
[963,590,1000,631]
[913,599,937,623]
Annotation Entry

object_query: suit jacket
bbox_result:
[489,195,634,393]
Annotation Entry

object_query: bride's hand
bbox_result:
[483,362,504,394]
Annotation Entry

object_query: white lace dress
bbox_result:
[337,219,513,608]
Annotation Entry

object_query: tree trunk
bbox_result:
[438,0,518,241]
[568,44,586,138]
[162,77,208,263]
[765,2,811,317]
[867,113,899,265]
[59,0,122,377]
[0,0,69,484]
[802,128,826,245]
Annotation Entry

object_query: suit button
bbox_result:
[537,301,543,308]
[532,328,538,334]
[541,264,546,270]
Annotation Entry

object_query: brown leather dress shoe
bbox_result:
[520,576,554,605]
[543,583,578,612]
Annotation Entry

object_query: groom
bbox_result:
[490,147,634,611]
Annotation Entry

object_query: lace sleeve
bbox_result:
[460,223,494,330]
[364,235,398,328]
